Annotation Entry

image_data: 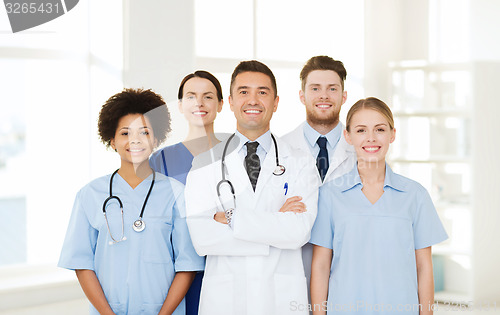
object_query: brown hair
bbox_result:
[346,97,394,132]
[300,56,347,91]
[178,70,223,101]
[230,60,277,97]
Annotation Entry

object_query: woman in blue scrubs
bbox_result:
[149,71,223,315]
[59,88,205,315]
[310,97,448,315]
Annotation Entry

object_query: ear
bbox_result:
[217,99,223,113]
[110,139,116,151]
[178,100,183,114]
[390,128,396,143]
[344,129,353,145]
[341,90,347,105]
[228,95,234,112]
[299,89,306,105]
[273,95,279,113]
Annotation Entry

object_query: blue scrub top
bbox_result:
[310,164,448,315]
[150,142,203,315]
[150,142,194,185]
[58,172,205,315]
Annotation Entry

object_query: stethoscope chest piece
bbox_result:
[273,164,286,176]
[133,219,146,232]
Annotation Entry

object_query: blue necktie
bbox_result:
[245,142,260,191]
[316,137,329,182]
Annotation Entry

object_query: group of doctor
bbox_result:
[59,55,448,315]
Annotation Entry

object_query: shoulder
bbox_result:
[191,136,236,170]
[154,172,185,197]
[281,123,305,146]
[386,169,430,200]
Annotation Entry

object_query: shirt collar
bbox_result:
[339,163,407,192]
[303,121,343,148]
[234,129,272,153]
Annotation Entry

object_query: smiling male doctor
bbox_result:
[185,60,319,315]
[282,56,357,308]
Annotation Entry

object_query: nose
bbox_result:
[196,96,204,107]
[247,91,259,105]
[128,131,142,144]
[366,130,376,142]
[319,88,329,100]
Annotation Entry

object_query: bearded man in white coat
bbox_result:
[282,56,357,306]
[185,60,319,315]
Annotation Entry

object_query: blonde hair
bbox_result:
[346,97,394,132]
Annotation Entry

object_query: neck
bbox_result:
[118,160,153,185]
[183,124,220,156]
[185,123,215,141]
[357,160,386,184]
[307,118,339,136]
[237,126,269,141]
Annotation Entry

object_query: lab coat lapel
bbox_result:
[225,146,252,195]
[254,141,276,197]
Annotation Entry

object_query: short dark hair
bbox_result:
[178,70,223,101]
[230,60,277,97]
[98,88,171,148]
[300,56,347,90]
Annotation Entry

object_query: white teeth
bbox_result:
[316,104,331,108]
[193,111,207,115]
[364,147,379,152]
[129,149,143,152]
[245,110,261,114]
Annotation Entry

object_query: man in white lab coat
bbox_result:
[282,56,357,304]
[185,60,319,315]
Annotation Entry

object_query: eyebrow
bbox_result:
[185,91,215,95]
[119,126,150,130]
[237,86,271,91]
[308,83,341,87]
[354,123,388,128]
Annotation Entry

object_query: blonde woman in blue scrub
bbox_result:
[310,97,448,315]
[149,71,223,315]
[59,88,204,315]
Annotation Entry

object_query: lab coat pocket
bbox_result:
[267,178,287,212]
[199,274,234,315]
[274,274,308,315]
[142,218,174,264]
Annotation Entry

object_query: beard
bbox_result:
[305,105,340,127]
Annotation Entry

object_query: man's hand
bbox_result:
[214,212,228,224]
[279,196,307,213]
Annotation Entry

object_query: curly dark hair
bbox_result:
[98,88,171,148]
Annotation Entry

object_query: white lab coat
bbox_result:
[185,135,320,315]
[281,121,357,309]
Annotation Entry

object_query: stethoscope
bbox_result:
[216,133,285,210]
[102,169,155,245]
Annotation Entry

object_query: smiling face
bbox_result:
[179,77,223,128]
[344,108,396,166]
[229,71,279,140]
[110,113,157,167]
[300,70,347,130]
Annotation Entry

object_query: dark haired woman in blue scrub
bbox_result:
[150,70,223,315]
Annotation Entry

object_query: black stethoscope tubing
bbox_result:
[217,133,285,198]
[102,169,155,242]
